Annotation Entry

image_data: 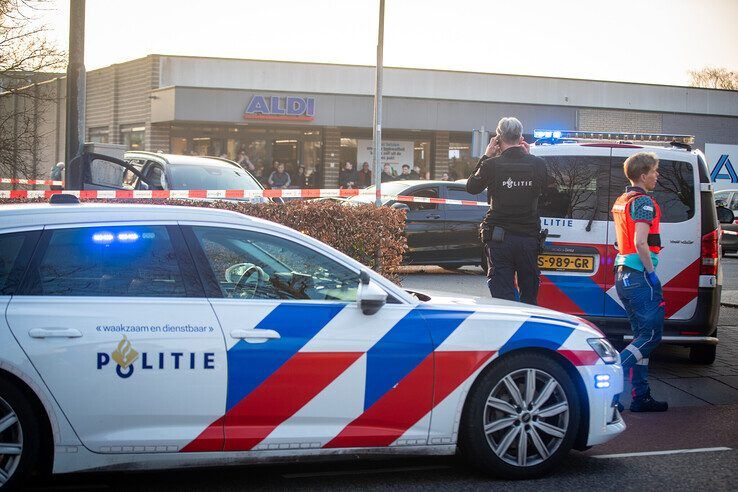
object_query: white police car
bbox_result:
[0,199,623,487]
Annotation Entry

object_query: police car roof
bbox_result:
[0,202,272,231]
[531,142,699,161]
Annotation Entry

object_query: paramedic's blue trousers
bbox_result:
[615,266,665,399]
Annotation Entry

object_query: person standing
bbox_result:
[49,162,65,190]
[294,165,309,189]
[466,117,547,305]
[398,164,412,180]
[612,152,668,412]
[339,161,358,189]
[268,162,291,189]
[381,164,395,182]
[357,162,372,188]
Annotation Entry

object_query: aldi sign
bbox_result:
[244,95,315,121]
[705,143,738,191]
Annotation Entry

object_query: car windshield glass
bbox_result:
[168,163,261,190]
[348,182,413,204]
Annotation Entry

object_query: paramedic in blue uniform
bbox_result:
[612,152,668,412]
[466,117,547,305]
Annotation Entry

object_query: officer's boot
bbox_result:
[630,393,668,412]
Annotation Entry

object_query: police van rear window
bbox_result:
[610,159,695,223]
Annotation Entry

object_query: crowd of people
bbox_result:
[228,151,315,190]
[227,148,463,190]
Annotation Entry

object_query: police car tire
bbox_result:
[459,352,580,479]
[0,379,44,490]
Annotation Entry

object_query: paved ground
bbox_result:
[31,258,738,490]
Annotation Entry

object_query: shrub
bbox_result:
[0,197,407,283]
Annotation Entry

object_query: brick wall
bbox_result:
[663,113,738,152]
[433,131,449,179]
[149,124,171,153]
[578,109,662,133]
[115,56,157,145]
[85,66,114,136]
[81,56,159,147]
[323,127,341,187]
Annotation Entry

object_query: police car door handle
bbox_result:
[29,328,83,339]
[230,329,281,342]
[426,214,441,219]
[547,233,561,238]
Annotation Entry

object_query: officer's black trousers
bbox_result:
[484,233,540,305]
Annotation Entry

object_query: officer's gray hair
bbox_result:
[496,117,523,144]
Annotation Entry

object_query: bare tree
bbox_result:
[0,0,65,183]
[688,67,738,91]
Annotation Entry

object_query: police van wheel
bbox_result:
[0,379,43,489]
[689,344,716,364]
[459,352,580,479]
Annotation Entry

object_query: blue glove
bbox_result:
[646,270,661,288]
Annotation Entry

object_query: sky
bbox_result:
[39,0,738,87]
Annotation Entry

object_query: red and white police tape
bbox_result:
[0,187,489,207]
[1,178,64,186]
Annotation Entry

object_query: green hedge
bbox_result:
[0,198,408,283]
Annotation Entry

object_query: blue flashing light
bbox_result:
[534,130,563,139]
[117,232,140,242]
[92,232,114,243]
[595,374,611,389]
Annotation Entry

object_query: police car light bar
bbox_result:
[533,130,695,145]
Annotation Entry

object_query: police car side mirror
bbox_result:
[357,270,387,315]
[717,206,735,225]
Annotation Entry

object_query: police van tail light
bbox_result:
[700,229,719,275]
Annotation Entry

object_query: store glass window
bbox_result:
[88,127,109,144]
[448,134,477,181]
[449,141,474,181]
[414,141,431,179]
[120,125,145,151]
[340,138,358,168]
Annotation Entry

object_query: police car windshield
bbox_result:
[348,182,413,204]
[168,163,262,190]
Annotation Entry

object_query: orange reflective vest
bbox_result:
[612,191,662,255]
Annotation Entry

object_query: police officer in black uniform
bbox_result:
[466,117,547,305]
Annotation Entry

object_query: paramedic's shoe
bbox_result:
[630,395,668,412]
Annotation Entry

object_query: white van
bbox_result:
[529,131,724,364]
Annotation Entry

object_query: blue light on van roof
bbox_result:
[534,130,562,139]
[92,232,114,243]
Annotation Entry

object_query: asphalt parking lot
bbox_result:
[33,256,738,491]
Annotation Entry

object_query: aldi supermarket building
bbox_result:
[14,54,738,187]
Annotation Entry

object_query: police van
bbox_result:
[528,131,725,364]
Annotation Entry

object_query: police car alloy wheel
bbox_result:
[0,379,44,489]
[459,352,580,479]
